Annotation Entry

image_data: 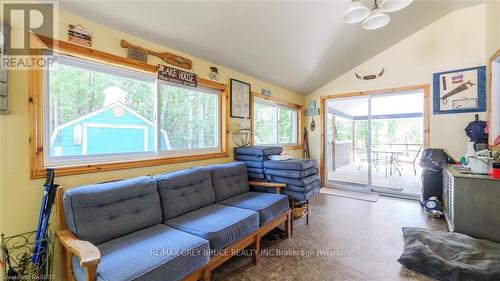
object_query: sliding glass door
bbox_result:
[325,96,371,192]
[325,90,425,198]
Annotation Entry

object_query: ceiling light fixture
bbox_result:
[362,1,390,30]
[342,0,413,30]
[380,0,413,13]
[341,0,370,24]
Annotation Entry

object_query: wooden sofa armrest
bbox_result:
[57,229,100,267]
[248,181,287,194]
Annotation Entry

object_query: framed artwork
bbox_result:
[433,66,486,114]
[230,79,250,119]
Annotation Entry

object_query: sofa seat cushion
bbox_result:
[166,204,259,251]
[72,224,209,281]
[238,160,264,168]
[284,180,321,193]
[219,192,289,225]
[264,167,318,179]
[234,146,283,156]
[234,154,269,161]
[263,159,317,171]
[283,184,321,202]
[265,173,320,187]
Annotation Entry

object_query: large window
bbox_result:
[159,82,219,152]
[253,98,298,146]
[44,54,221,167]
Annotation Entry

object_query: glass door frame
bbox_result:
[320,85,430,199]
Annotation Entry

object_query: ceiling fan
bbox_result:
[342,0,413,30]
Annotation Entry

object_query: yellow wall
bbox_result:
[486,1,500,59]
[0,8,303,244]
[305,4,489,162]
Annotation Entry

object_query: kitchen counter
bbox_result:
[443,164,500,243]
[446,164,500,181]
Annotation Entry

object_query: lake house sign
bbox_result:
[158,65,197,88]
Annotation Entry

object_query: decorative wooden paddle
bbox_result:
[120,39,193,70]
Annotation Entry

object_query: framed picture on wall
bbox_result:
[433,66,486,114]
[230,79,251,119]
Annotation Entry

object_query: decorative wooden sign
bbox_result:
[158,65,197,88]
[126,45,148,63]
[68,24,92,47]
[121,39,193,70]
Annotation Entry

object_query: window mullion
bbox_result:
[155,80,161,154]
[274,105,279,146]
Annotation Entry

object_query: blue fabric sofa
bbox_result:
[58,162,291,281]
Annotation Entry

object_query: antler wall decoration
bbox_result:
[355,68,384,80]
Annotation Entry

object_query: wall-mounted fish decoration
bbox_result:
[441,80,475,105]
[355,68,384,80]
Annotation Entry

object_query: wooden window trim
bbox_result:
[29,34,228,179]
[488,48,500,145]
[251,92,303,150]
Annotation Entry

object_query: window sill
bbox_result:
[31,152,229,179]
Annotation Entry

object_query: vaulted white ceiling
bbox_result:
[59,0,482,95]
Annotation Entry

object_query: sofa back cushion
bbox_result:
[155,167,216,220]
[63,176,162,245]
[209,162,249,201]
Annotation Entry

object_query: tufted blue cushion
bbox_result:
[237,160,264,168]
[283,181,321,202]
[264,167,318,179]
[284,180,321,193]
[63,176,162,245]
[166,204,259,251]
[248,173,266,180]
[263,159,317,171]
[234,146,283,156]
[72,224,209,281]
[265,173,320,187]
[155,167,216,220]
[234,154,268,161]
[220,192,289,225]
[247,167,265,174]
[208,162,249,202]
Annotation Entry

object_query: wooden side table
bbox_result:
[248,181,286,194]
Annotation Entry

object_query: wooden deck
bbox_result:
[328,163,421,196]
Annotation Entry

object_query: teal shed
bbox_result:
[50,102,171,157]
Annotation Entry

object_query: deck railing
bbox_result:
[327,142,352,171]
[327,142,422,171]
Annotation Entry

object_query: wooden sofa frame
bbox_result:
[55,182,292,281]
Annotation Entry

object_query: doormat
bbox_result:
[320,188,379,202]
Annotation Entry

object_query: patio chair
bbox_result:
[355,144,368,170]
[412,146,422,175]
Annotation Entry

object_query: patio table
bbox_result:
[372,150,403,178]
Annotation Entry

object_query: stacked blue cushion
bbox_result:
[263,159,320,202]
[234,146,283,180]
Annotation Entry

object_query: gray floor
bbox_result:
[212,193,446,281]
